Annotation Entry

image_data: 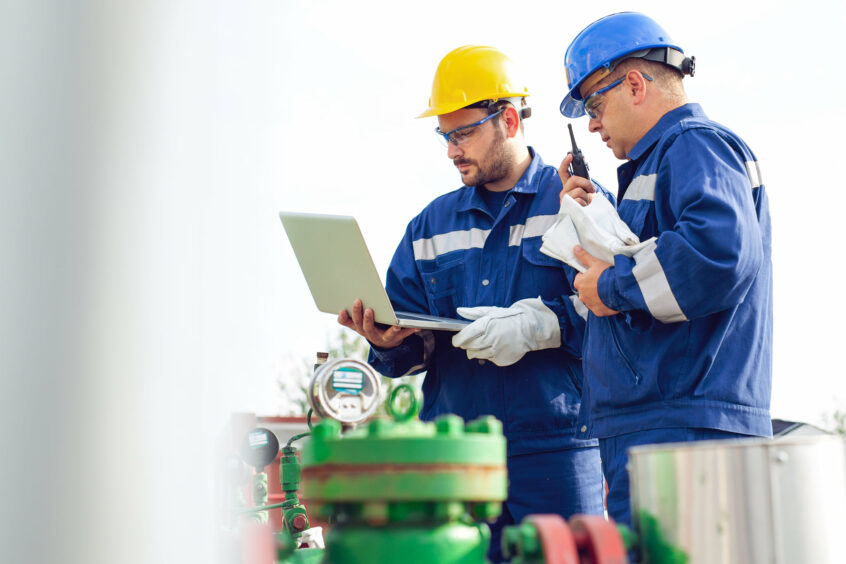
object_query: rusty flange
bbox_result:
[525,514,579,564]
[569,514,627,564]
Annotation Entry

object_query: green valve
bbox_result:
[300,412,506,503]
[295,383,507,564]
[501,522,542,563]
[323,520,492,564]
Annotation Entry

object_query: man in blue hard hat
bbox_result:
[557,12,773,526]
[339,45,606,562]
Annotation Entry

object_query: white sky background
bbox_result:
[3,1,844,562]
[221,0,846,426]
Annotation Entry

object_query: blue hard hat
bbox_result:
[560,12,693,118]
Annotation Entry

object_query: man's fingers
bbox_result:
[363,314,419,347]
[464,346,494,360]
[559,175,596,206]
[564,189,590,207]
[452,321,487,348]
[361,308,387,338]
[375,325,419,348]
[339,299,419,348]
[338,308,353,328]
[351,299,365,324]
[398,327,420,339]
[558,153,574,181]
[456,306,492,321]
[573,245,597,265]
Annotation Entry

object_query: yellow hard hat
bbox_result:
[417,45,530,118]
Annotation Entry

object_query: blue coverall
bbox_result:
[368,149,604,562]
[574,104,773,525]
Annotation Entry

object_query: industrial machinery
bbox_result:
[234,356,846,564]
[240,427,282,525]
[500,434,846,564]
[235,355,506,564]
[626,434,846,563]
[283,382,506,563]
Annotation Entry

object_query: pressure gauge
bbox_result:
[308,358,382,425]
[240,427,280,470]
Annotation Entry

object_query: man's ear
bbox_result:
[627,71,649,106]
[502,105,521,138]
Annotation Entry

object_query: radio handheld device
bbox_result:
[567,123,590,179]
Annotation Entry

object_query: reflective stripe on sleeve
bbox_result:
[421,329,435,361]
[622,174,656,201]
[400,330,435,377]
[631,239,688,323]
[745,160,762,188]
[412,228,489,261]
[569,294,589,321]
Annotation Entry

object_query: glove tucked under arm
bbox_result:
[450,297,561,366]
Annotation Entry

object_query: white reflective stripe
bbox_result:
[400,330,435,377]
[402,362,425,377]
[745,160,762,188]
[626,163,761,200]
[412,228,489,261]
[420,330,435,361]
[623,174,656,201]
[508,214,559,246]
[631,239,688,323]
[569,294,589,321]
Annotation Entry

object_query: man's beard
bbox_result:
[454,126,513,188]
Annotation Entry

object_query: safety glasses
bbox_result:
[435,108,504,146]
[583,73,652,119]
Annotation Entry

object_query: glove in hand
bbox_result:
[451,297,561,366]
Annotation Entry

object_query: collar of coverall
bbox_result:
[455,147,541,213]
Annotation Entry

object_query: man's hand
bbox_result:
[573,246,619,317]
[338,299,419,349]
[558,153,595,207]
[451,297,560,366]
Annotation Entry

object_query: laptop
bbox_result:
[279,211,470,332]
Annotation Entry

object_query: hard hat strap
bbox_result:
[631,47,696,77]
[466,97,532,120]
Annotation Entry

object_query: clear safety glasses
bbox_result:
[434,108,504,146]
[583,73,652,119]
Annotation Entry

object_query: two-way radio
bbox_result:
[567,123,590,179]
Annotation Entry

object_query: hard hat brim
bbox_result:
[559,93,585,119]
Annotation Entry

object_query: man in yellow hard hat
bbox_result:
[339,45,605,561]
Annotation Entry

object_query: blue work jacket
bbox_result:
[369,149,598,456]
[577,104,773,439]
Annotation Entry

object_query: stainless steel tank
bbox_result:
[628,434,846,563]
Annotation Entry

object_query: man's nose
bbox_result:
[588,116,601,133]
[447,141,463,159]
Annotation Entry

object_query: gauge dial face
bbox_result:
[310,359,382,424]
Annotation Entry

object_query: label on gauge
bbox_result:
[332,367,365,394]
[248,431,269,447]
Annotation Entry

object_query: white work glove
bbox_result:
[451,297,561,367]
[540,194,655,272]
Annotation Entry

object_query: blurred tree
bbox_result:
[276,327,423,416]
[276,350,310,416]
[332,328,370,360]
[822,408,846,436]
